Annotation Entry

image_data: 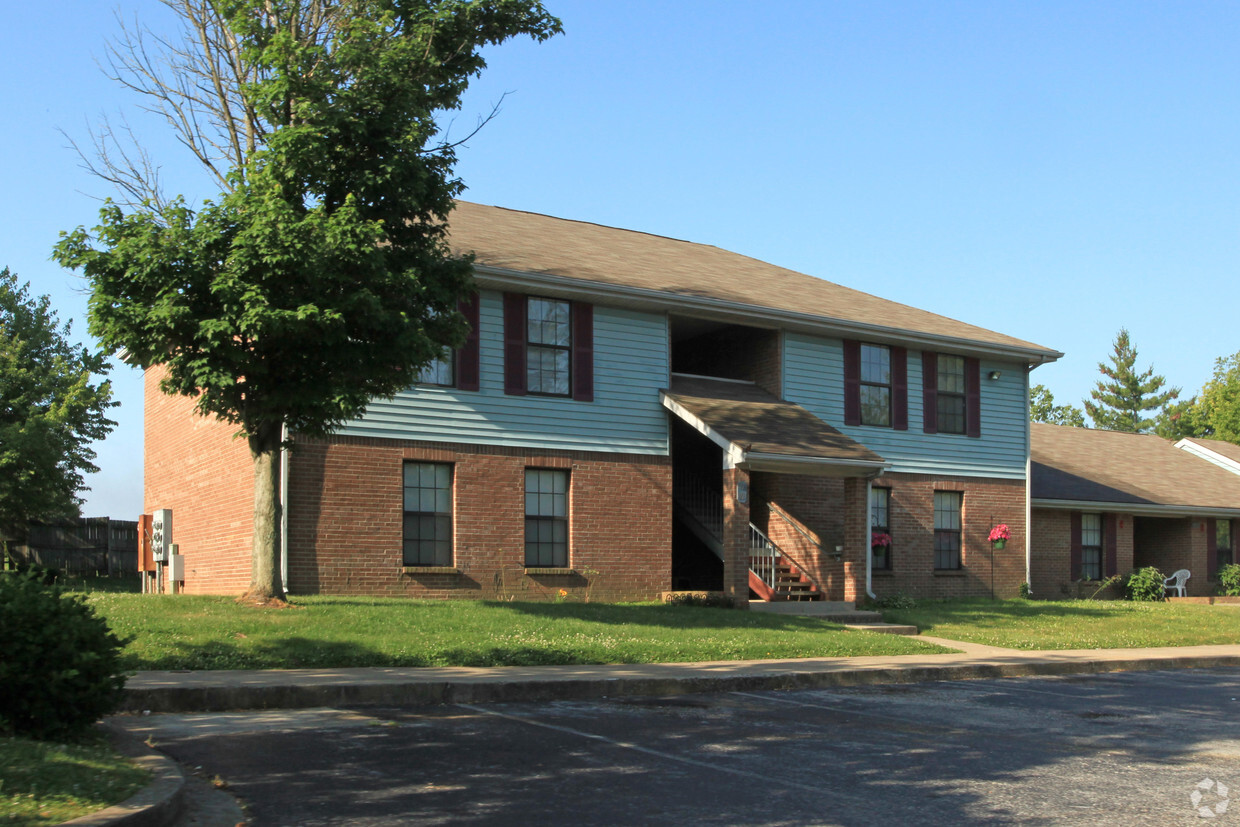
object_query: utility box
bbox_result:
[151,509,172,563]
[168,553,185,583]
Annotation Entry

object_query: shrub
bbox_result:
[1218,564,1240,597]
[1124,567,1166,602]
[0,570,127,740]
[1018,582,1032,599]
[871,592,916,610]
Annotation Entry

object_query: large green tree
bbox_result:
[1193,352,1240,443]
[0,269,116,550]
[1029,383,1085,427]
[54,0,561,600]
[1083,329,1179,433]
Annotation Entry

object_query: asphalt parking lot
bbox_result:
[116,668,1240,826]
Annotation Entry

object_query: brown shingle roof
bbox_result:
[663,375,885,467]
[1183,437,1240,468]
[447,201,1059,358]
[1031,423,1240,512]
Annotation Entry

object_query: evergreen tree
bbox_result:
[1083,329,1178,433]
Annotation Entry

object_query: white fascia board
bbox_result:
[1032,499,1240,519]
[1175,439,1240,476]
[474,266,1064,365]
[660,393,746,468]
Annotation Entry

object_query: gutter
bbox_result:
[280,423,290,594]
[474,265,1064,365]
[1032,499,1240,519]
[866,478,876,601]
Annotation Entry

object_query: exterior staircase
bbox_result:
[673,471,821,602]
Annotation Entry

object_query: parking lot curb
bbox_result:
[57,724,185,827]
[118,649,1240,715]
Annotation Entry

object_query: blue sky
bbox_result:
[3,1,1237,518]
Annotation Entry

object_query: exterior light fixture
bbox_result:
[988,370,1002,380]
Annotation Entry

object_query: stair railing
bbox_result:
[749,523,781,592]
[673,471,724,540]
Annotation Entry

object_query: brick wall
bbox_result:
[143,366,254,594]
[753,471,1027,601]
[1031,509,1136,599]
[286,436,672,601]
[1134,516,1209,596]
[672,326,781,397]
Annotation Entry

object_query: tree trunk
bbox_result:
[245,428,284,601]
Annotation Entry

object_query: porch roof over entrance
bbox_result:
[661,374,889,477]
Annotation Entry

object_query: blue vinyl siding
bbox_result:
[784,333,1029,478]
[339,291,670,454]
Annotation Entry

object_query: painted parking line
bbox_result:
[457,702,872,803]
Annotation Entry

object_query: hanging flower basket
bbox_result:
[871,532,892,550]
[988,523,1011,550]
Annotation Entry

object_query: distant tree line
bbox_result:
[1030,328,1240,445]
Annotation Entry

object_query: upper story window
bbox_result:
[504,293,594,402]
[933,491,962,570]
[527,298,572,396]
[936,355,966,435]
[860,344,892,427]
[417,353,455,387]
[844,340,907,430]
[922,352,979,437]
[1080,513,1103,581]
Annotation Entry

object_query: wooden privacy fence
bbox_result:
[18,518,139,576]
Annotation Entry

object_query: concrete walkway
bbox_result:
[80,638,1240,826]
[120,639,1240,714]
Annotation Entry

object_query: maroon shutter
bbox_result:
[1104,513,1118,577]
[1069,512,1082,581]
[503,293,527,396]
[571,302,594,402]
[456,294,480,392]
[922,351,938,434]
[843,340,861,426]
[1207,518,1219,579]
[892,346,908,431]
[966,357,981,438]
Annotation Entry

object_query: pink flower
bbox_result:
[988,524,1011,542]
[871,532,893,547]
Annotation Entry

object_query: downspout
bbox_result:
[866,477,876,600]
[280,422,290,594]
[1024,366,1033,595]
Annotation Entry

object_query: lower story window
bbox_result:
[525,468,568,567]
[1080,513,1103,581]
[403,462,453,566]
[871,487,892,570]
[1219,520,1234,570]
[934,491,962,570]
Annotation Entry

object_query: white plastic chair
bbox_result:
[1164,569,1190,598]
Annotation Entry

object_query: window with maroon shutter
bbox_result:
[1079,513,1103,580]
[845,341,905,429]
[503,293,528,396]
[1069,512,1083,581]
[1104,514,1118,577]
[571,302,593,402]
[455,293,480,392]
[922,352,938,434]
[504,293,594,400]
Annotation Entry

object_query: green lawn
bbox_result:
[84,594,948,670]
[0,736,148,826]
[881,598,1240,650]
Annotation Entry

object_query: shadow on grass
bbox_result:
[124,636,432,672]
[485,599,851,633]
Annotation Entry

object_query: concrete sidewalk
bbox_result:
[120,638,1240,714]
